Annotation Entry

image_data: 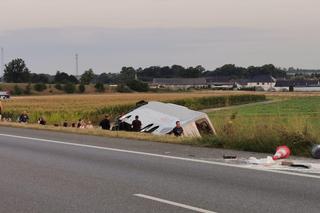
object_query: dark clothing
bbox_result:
[38,119,46,125]
[63,122,68,127]
[172,127,184,137]
[100,119,111,130]
[132,119,142,132]
[19,114,29,123]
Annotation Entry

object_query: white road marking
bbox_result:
[134,194,217,213]
[0,133,320,180]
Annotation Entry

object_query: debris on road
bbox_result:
[223,155,237,159]
[247,156,275,166]
[272,145,291,160]
[311,144,320,159]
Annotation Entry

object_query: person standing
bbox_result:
[99,115,111,130]
[171,121,184,137]
[0,101,3,121]
[132,115,142,132]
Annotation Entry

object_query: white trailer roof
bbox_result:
[121,101,215,137]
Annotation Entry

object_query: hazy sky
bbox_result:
[1,0,320,74]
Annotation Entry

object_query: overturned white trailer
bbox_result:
[120,101,216,137]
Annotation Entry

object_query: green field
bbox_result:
[207,96,320,155]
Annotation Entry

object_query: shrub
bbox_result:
[78,84,86,93]
[116,84,132,93]
[95,82,105,92]
[126,80,149,92]
[33,83,47,92]
[63,83,76,94]
[12,85,23,95]
[171,95,266,110]
[24,84,32,95]
[55,83,63,90]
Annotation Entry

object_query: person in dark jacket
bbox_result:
[171,121,184,137]
[131,115,142,132]
[18,112,29,123]
[100,115,111,130]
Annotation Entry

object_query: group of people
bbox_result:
[61,119,94,129]
[99,114,184,136]
[16,111,184,137]
[98,115,142,132]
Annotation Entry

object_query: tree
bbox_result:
[30,73,50,83]
[54,71,79,84]
[63,83,76,94]
[55,83,63,90]
[126,80,149,92]
[24,84,32,95]
[78,84,86,93]
[12,85,23,95]
[120,67,136,83]
[4,58,31,83]
[33,83,47,92]
[95,82,105,92]
[80,69,95,85]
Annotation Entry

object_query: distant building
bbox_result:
[205,76,238,89]
[245,75,276,91]
[152,78,207,89]
[275,79,320,91]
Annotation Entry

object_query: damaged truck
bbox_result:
[117,101,216,137]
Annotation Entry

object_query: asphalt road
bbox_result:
[0,126,319,213]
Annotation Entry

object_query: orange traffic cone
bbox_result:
[272,145,291,160]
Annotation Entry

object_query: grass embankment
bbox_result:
[203,96,320,156]
[0,122,191,145]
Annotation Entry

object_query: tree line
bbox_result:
[7,57,319,93]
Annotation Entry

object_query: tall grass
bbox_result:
[206,97,320,156]
[3,94,266,125]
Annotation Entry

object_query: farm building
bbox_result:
[244,75,276,91]
[205,76,239,89]
[152,78,207,89]
[275,79,320,91]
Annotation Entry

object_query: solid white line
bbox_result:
[134,194,217,213]
[0,133,320,180]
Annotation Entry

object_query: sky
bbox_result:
[0,0,320,74]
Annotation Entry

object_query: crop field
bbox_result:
[207,96,320,155]
[2,91,262,124]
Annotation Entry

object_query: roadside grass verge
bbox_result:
[0,122,193,145]
[207,96,320,156]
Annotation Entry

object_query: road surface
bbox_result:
[0,126,319,213]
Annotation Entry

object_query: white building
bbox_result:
[245,75,276,91]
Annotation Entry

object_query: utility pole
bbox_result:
[0,47,4,81]
[75,53,79,77]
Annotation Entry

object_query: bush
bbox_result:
[171,95,266,110]
[116,84,132,93]
[24,84,32,95]
[55,83,63,90]
[126,80,149,92]
[33,83,47,92]
[95,82,105,92]
[78,84,86,93]
[12,85,23,95]
[63,83,76,94]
